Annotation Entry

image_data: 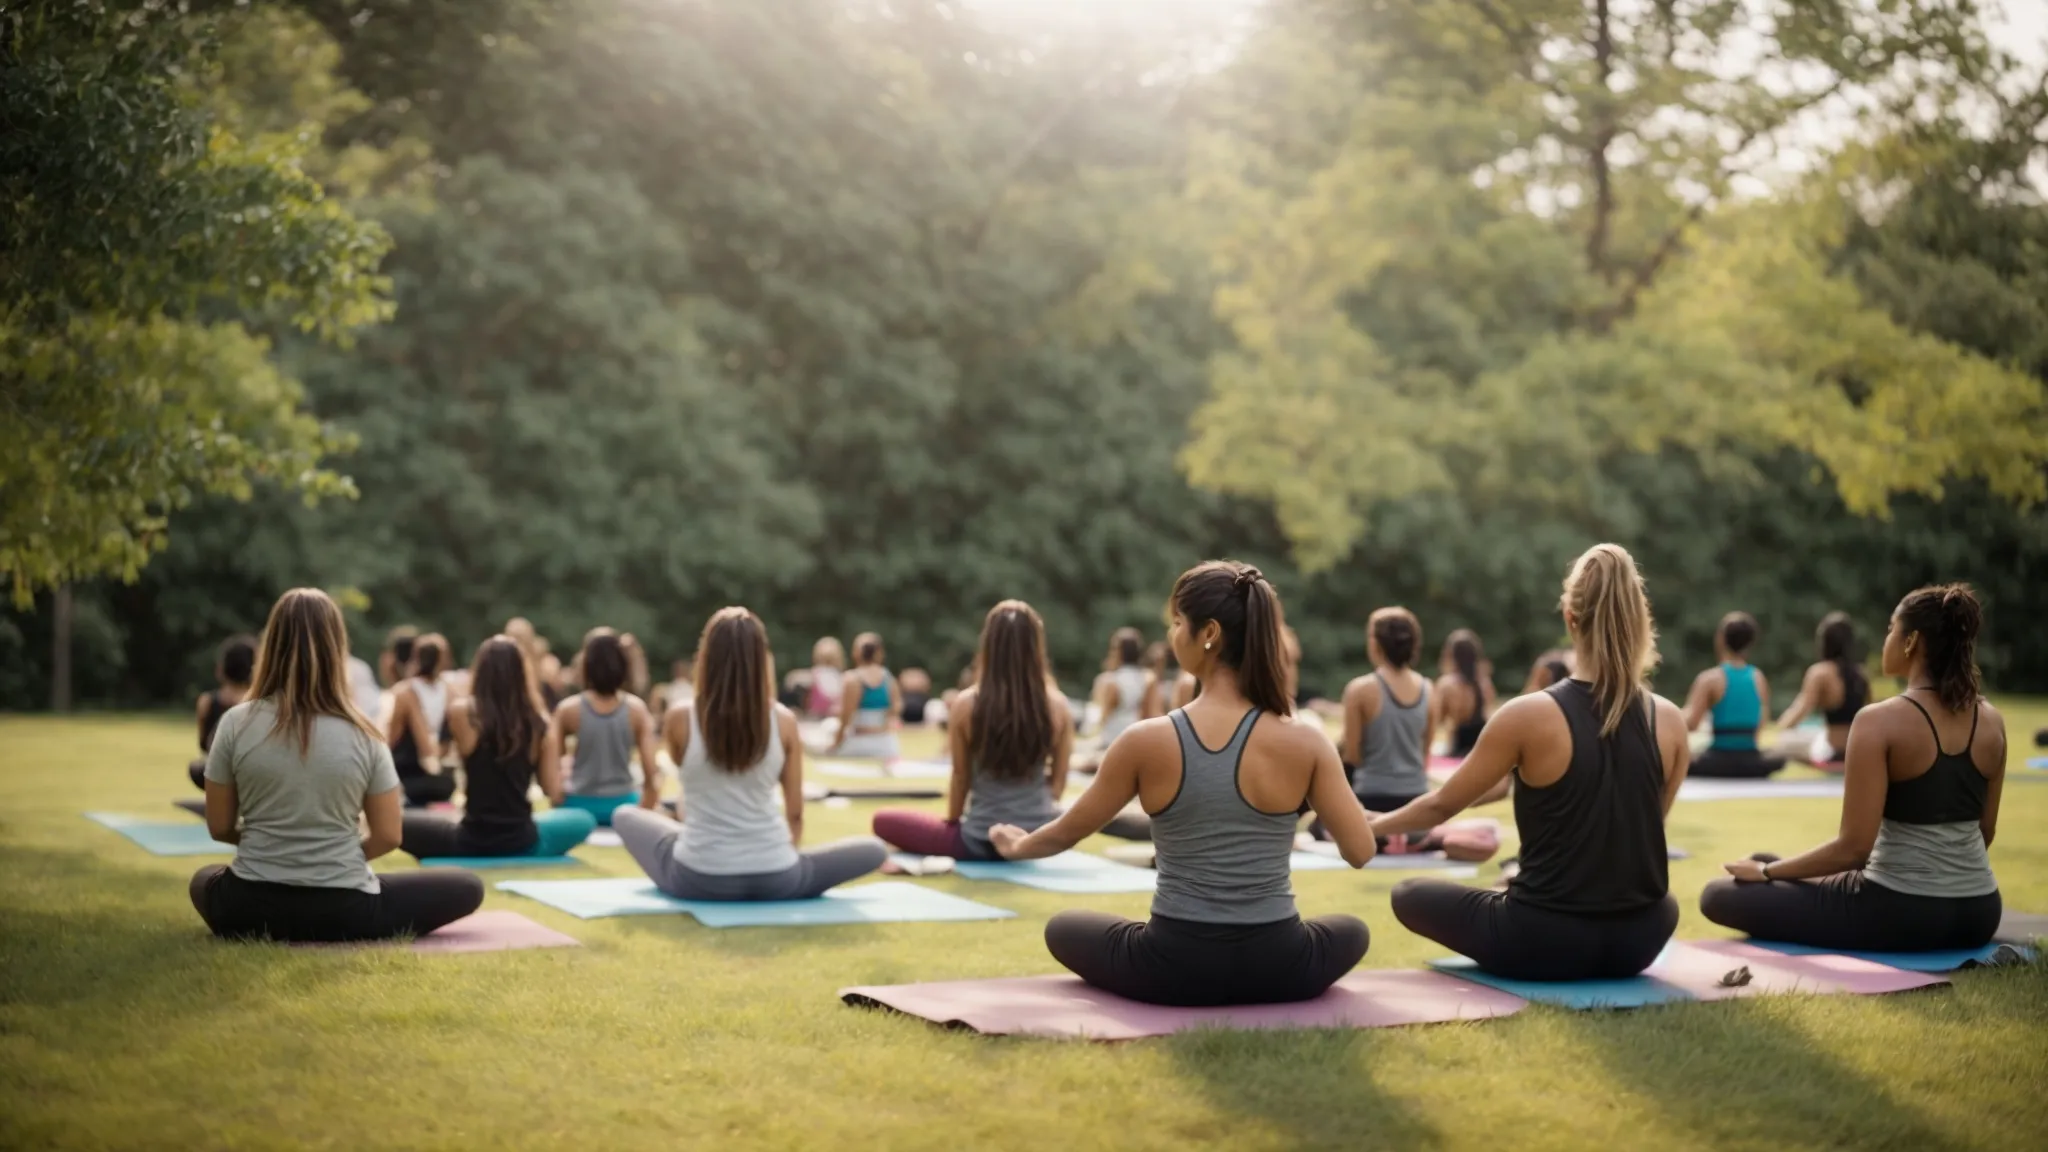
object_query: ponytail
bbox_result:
[1816,611,1866,703]
[1896,584,1982,713]
[1560,544,1659,736]
[413,634,446,679]
[1171,560,1292,717]
[1446,629,1483,689]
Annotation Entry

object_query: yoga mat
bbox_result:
[294,912,581,954]
[1432,940,1952,1008]
[1676,778,1844,802]
[585,829,623,848]
[2027,756,2048,770]
[412,855,583,871]
[1294,842,1483,875]
[951,853,1159,893]
[1996,911,2048,945]
[840,968,1528,1039]
[1429,955,1696,1009]
[86,812,233,856]
[812,759,950,780]
[1743,938,2029,973]
[171,797,207,818]
[497,878,1014,925]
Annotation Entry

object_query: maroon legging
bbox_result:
[871,810,976,858]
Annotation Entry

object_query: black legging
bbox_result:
[1689,748,1786,779]
[189,865,483,943]
[400,772,457,807]
[1391,879,1678,981]
[188,760,207,790]
[1700,871,2001,952]
[1044,910,1369,1007]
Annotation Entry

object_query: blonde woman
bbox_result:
[189,589,483,942]
[1371,544,1690,981]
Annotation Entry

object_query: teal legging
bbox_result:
[399,807,596,859]
[556,792,640,827]
[531,808,599,855]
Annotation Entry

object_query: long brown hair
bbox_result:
[248,588,380,754]
[1560,544,1659,735]
[469,635,548,762]
[971,601,1057,782]
[692,607,776,772]
[1897,584,1982,712]
[1172,560,1292,717]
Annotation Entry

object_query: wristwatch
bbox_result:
[1759,860,1773,881]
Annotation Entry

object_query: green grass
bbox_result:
[4,706,2048,1151]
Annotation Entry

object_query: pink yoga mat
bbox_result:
[293,911,580,954]
[1677,939,1949,998]
[841,969,1527,1040]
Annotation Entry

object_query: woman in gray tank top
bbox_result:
[871,601,1075,859]
[1702,583,2006,952]
[612,608,886,901]
[547,629,663,827]
[990,562,1376,1007]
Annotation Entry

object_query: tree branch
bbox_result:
[1586,0,1616,281]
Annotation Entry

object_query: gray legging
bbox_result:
[611,805,886,900]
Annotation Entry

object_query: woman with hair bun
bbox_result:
[1373,544,1691,981]
[1683,611,1783,778]
[1768,612,1870,771]
[1434,630,1494,758]
[1701,584,2006,952]
[1341,608,1435,815]
[991,561,1375,1007]
[829,632,901,761]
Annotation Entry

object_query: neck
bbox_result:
[1196,667,1251,708]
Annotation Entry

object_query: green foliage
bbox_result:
[0,1,390,603]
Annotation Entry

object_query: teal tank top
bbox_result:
[1710,663,1761,750]
[858,677,891,712]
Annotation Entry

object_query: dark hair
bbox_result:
[693,608,775,772]
[387,626,418,668]
[1816,611,1867,704]
[1717,611,1758,655]
[1445,629,1482,689]
[1171,560,1291,717]
[1369,608,1419,669]
[1111,627,1143,668]
[412,634,446,678]
[218,634,258,685]
[582,628,628,695]
[973,601,1057,782]
[1544,657,1571,687]
[1897,584,1982,713]
[853,631,884,667]
[469,635,548,762]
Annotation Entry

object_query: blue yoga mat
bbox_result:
[952,853,1158,893]
[1428,954,1695,1009]
[413,855,583,871]
[86,812,233,856]
[1744,938,2029,973]
[496,878,1014,925]
[2027,757,2047,771]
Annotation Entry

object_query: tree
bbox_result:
[0,1,391,605]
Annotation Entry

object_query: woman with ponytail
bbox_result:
[1372,544,1690,981]
[385,632,458,807]
[1702,585,2006,951]
[189,590,483,942]
[1767,612,1870,771]
[1434,630,1495,758]
[990,561,1374,1007]
[871,601,1074,859]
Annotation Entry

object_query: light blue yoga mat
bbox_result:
[414,855,583,871]
[496,878,1014,925]
[2027,757,2047,771]
[1677,778,1843,803]
[1745,938,2029,973]
[86,812,233,856]
[1429,953,1695,1009]
[952,853,1159,893]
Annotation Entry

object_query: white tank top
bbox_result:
[673,707,798,876]
[1098,666,1149,743]
[412,677,448,738]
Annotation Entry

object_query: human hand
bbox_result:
[990,824,1029,859]
[1723,858,1769,883]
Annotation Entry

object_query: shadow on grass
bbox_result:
[1562,993,1959,1146]
[1163,1027,1442,1149]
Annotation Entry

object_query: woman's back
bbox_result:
[458,728,538,851]
[676,705,796,875]
[1144,705,1305,924]
[1862,694,1997,898]
[1709,664,1761,748]
[1098,665,1149,742]
[959,686,1064,856]
[1512,681,1669,913]
[208,699,397,892]
[570,693,637,796]
[1357,671,1429,798]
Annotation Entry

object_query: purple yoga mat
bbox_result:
[841,969,1528,1040]
[1677,939,1949,997]
[293,911,581,954]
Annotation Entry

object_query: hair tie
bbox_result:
[1234,566,1263,591]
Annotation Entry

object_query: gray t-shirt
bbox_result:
[204,699,401,893]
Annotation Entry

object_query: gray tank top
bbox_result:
[961,756,1059,858]
[1356,672,1428,799]
[569,693,637,796]
[1149,708,1298,925]
[1098,666,1148,744]
[673,707,798,875]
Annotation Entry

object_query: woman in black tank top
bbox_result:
[1701,585,2006,952]
[1369,545,1688,981]
[188,635,256,791]
[1436,630,1493,758]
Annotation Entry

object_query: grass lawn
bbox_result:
[4,705,2047,1151]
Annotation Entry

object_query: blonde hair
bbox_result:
[811,636,846,670]
[1559,544,1659,735]
[249,588,382,754]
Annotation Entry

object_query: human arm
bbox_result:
[831,676,861,748]
[537,710,566,805]
[777,707,805,846]
[629,696,661,806]
[1139,674,1164,720]
[1338,677,1378,765]
[944,691,975,824]
[1681,669,1717,733]
[1305,728,1375,867]
[1723,710,1886,881]
[1429,675,1455,752]
[1774,664,1825,731]
[1981,703,2005,848]
[1654,695,1689,817]
[545,698,578,803]
[1047,695,1074,800]
[361,787,402,861]
[194,694,212,753]
[201,709,241,843]
[991,725,1148,860]
[1371,695,1531,837]
[1091,672,1119,735]
[447,698,478,758]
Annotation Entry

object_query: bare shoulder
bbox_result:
[1977,698,2006,738]
[954,685,980,714]
[1262,710,1334,754]
[1047,691,1074,725]
[1692,666,1721,688]
[773,702,799,737]
[1342,675,1380,703]
[1650,692,1687,731]
[1491,690,1559,727]
[1116,715,1179,751]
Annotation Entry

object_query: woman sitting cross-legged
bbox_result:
[991,561,1375,1007]
[188,633,256,790]
[613,607,887,900]
[1372,544,1691,982]
[398,636,597,861]
[1700,584,2005,952]
[871,600,1075,860]
[189,589,483,943]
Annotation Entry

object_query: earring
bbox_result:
[1204,642,1212,651]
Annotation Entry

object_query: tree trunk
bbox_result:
[51,584,73,713]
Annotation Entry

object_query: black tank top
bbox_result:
[1823,663,1869,727]
[1450,679,1486,757]
[198,690,228,752]
[460,736,539,855]
[1885,697,1987,825]
[1509,680,1669,914]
